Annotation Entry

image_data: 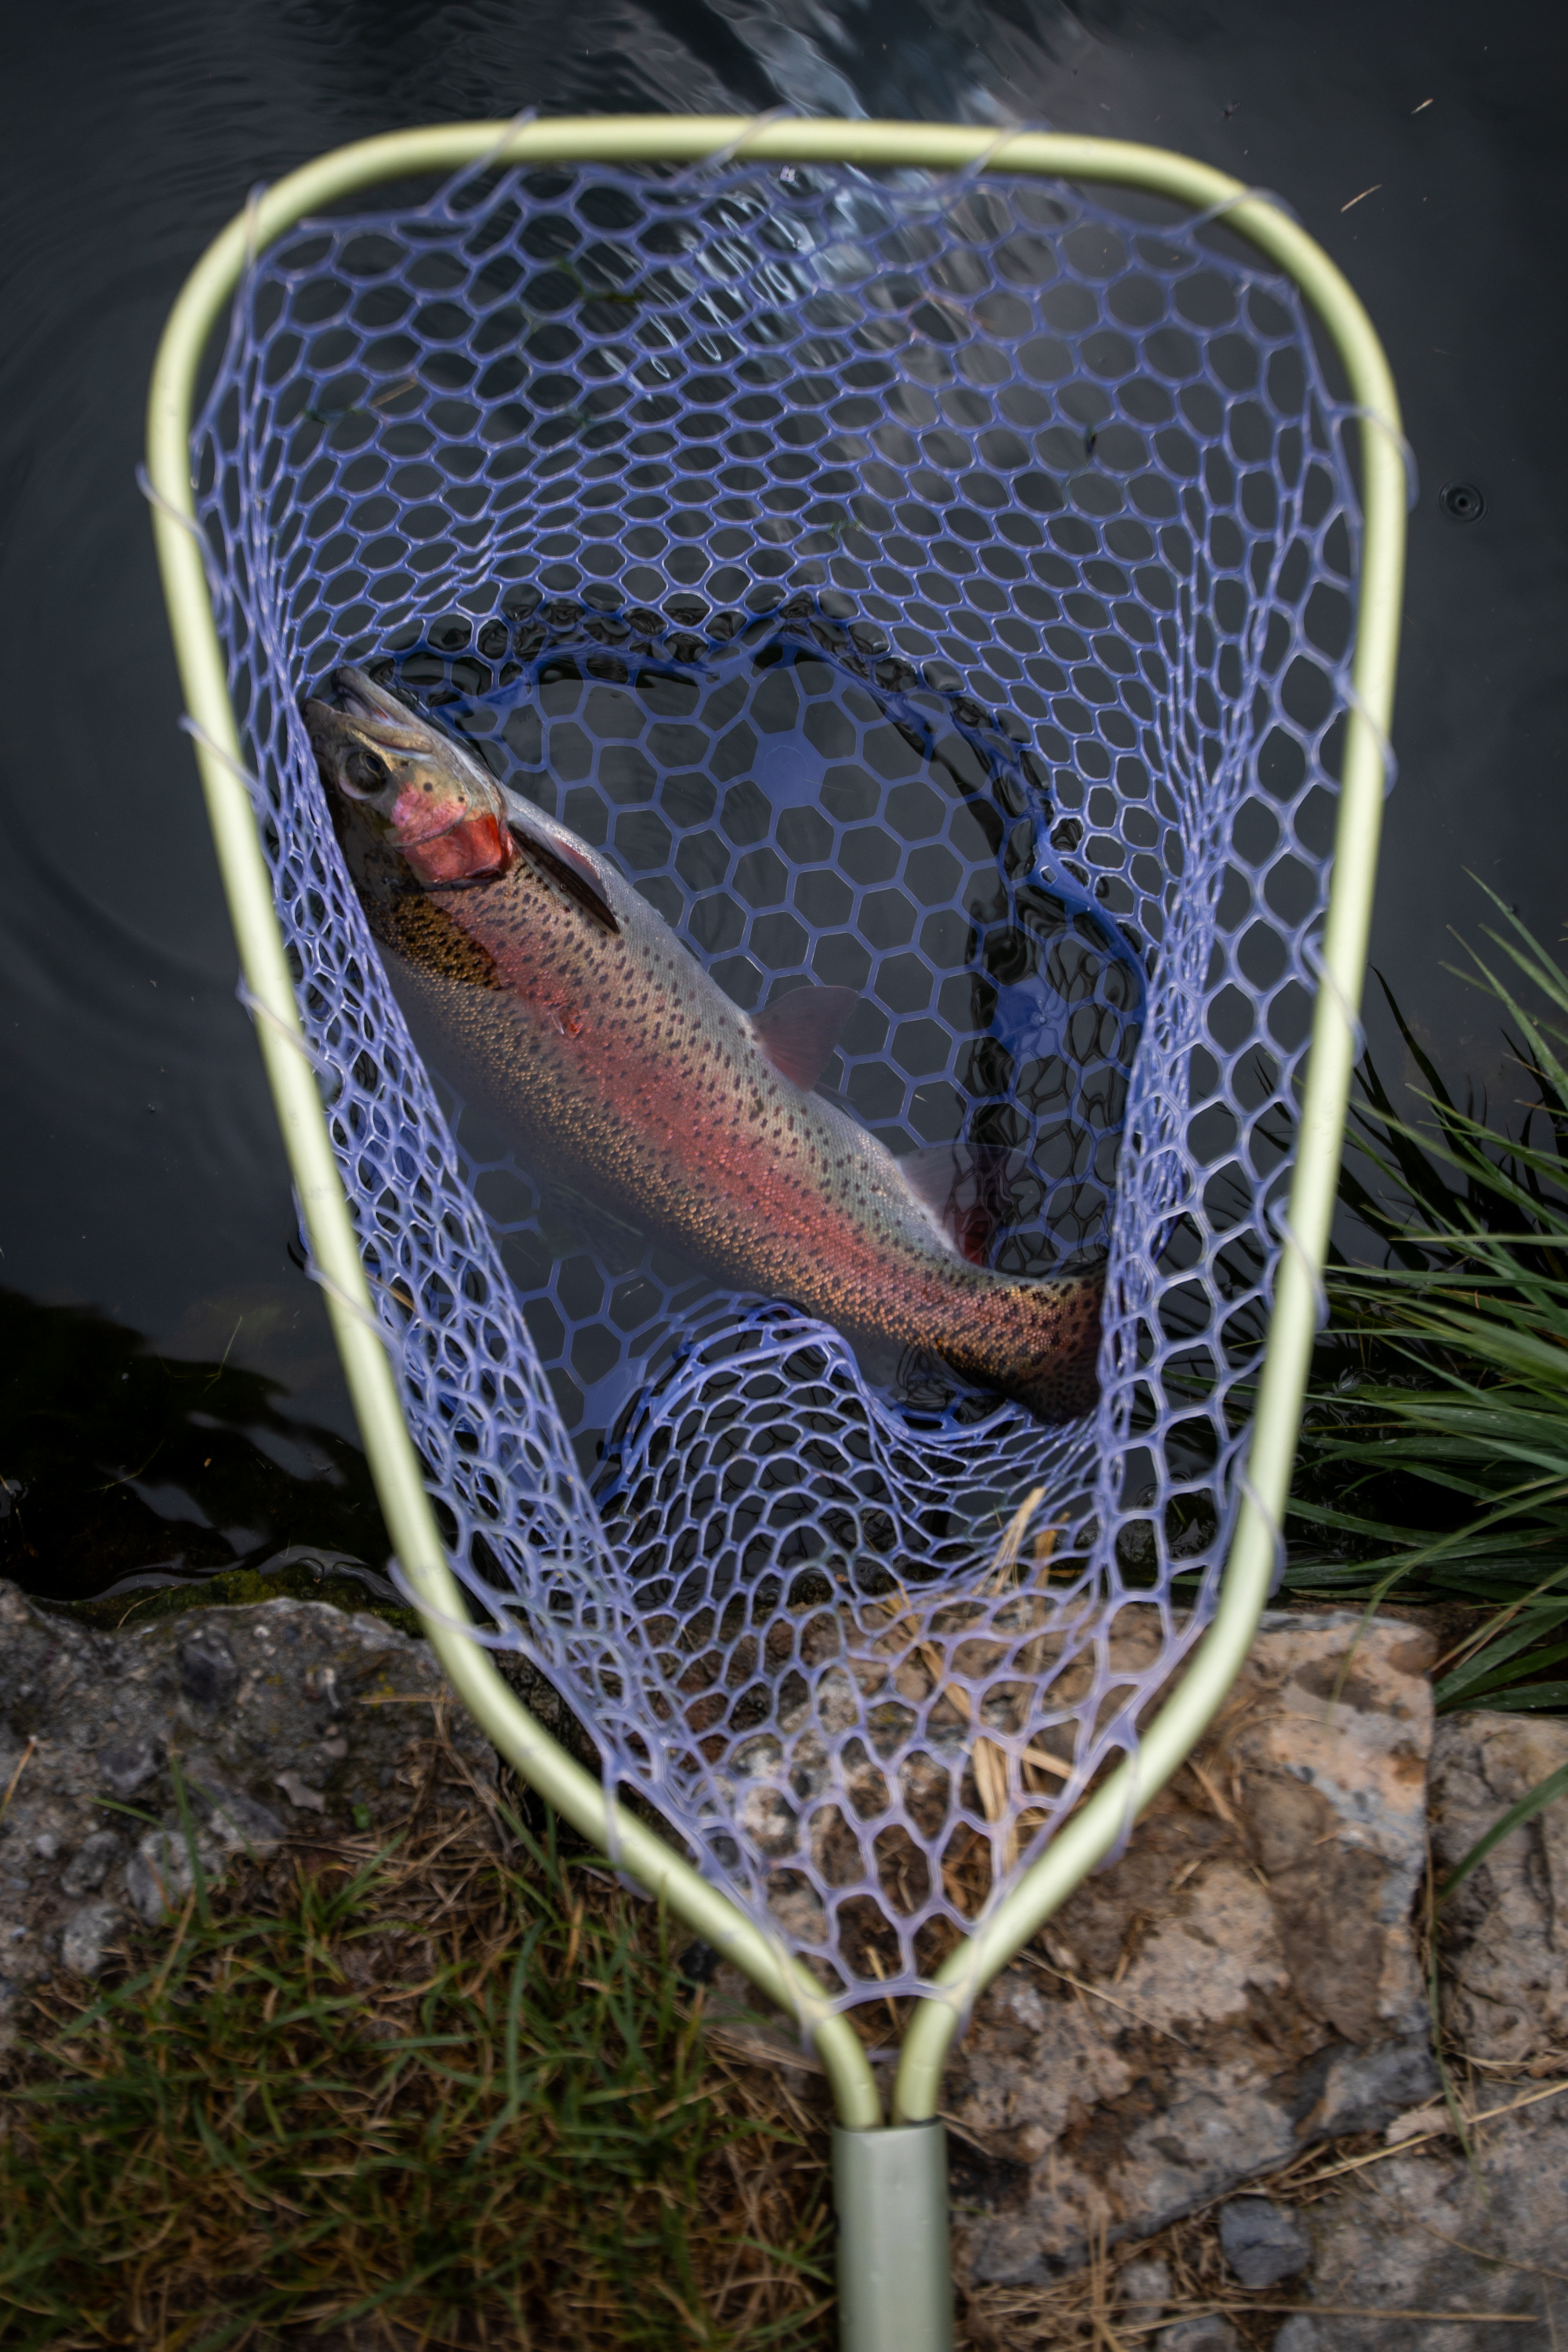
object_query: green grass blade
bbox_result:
[1436,1759,1568,1904]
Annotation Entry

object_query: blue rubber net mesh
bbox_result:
[196,149,1358,2008]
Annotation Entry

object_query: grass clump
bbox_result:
[0,1762,829,2352]
[1288,890,1568,1714]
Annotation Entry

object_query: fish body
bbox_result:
[303,669,1101,1421]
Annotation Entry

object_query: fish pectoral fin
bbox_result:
[750,984,858,1091]
[507,825,620,935]
[899,1142,1018,1266]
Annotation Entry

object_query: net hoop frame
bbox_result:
[145,116,1405,2147]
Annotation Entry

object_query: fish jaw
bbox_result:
[400,809,514,884]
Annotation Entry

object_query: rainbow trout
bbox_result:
[303,669,1101,1421]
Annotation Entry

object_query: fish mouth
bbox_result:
[330,666,436,750]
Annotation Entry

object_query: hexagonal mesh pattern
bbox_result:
[194,151,1359,2008]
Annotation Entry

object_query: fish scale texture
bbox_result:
[196,153,1359,2005]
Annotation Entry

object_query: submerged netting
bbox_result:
[197,148,1360,2007]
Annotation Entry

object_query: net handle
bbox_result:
[144,117,1405,2144]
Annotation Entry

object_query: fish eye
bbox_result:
[343,747,389,793]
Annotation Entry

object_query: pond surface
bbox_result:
[2,0,1563,1598]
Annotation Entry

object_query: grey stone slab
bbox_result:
[1265,1707,1568,2349]
[0,1579,497,2026]
[1264,2091,1568,2348]
[1429,1712,1568,2070]
[948,1613,1440,2285]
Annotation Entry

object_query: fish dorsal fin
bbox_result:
[507,818,620,935]
[750,985,858,1091]
[899,1142,1013,1266]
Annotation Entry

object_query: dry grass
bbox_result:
[0,1735,833,2352]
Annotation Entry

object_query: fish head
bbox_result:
[303,666,514,887]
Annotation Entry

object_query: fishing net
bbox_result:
[196,147,1359,2008]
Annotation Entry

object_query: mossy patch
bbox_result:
[55,1559,425,1639]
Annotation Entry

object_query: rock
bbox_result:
[59,1828,121,1896]
[98,1737,161,1798]
[1269,2089,1568,2347]
[274,1769,328,1814]
[191,1777,286,1855]
[1428,1711,1568,2067]
[948,1613,1439,2285]
[1270,1715,1568,2346]
[1156,2320,1238,2351]
[0,1577,498,2038]
[1116,2255,1172,2313]
[1381,2098,1446,2146]
[60,1899,121,1978]
[125,1829,201,1926]
[176,1625,241,1711]
[1217,2195,1310,2288]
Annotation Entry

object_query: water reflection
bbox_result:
[0,1290,387,1605]
[1,0,1563,1595]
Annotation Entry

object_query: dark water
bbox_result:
[2,0,1564,1599]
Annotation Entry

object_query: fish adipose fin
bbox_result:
[900,1142,1015,1266]
[750,984,858,1091]
[508,824,621,936]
